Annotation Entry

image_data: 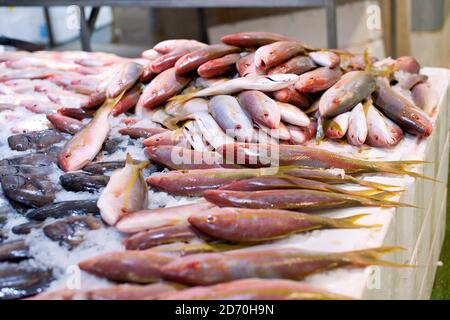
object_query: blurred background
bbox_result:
[0,0,449,67]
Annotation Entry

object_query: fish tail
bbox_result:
[349,189,394,198]
[366,192,417,208]
[332,214,382,229]
[126,152,149,169]
[346,176,404,191]
[347,246,413,268]
[168,92,196,104]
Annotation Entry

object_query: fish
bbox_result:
[209,95,254,142]
[254,41,305,71]
[60,172,109,193]
[257,122,291,141]
[43,215,101,248]
[236,52,259,77]
[325,112,349,139]
[309,51,340,68]
[160,246,407,286]
[268,56,316,75]
[158,278,348,300]
[12,221,44,235]
[142,129,188,148]
[0,103,18,111]
[150,48,191,74]
[124,225,204,250]
[277,102,310,127]
[394,71,427,90]
[30,283,180,300]
[288,122,317,145]
[47,114,83,135]
[170,74,299,103]
[119,127,168,139]
[0,240,30,262]
[197,53,241,78]
[0,164,54,178]
[220,32,294,48]
[394,56,420,74]
[189,207,376,242]
[80,92,107,109]
[237,90,281,129]
[295,67,342,93]
[115,202,215,233]
[7,129,66,151]
[203,189,407,211]
[365,104,403,148]
[319,71,375,118]
[411,82,438,115]
[220,142,414,172]
[175,44,240,74]
[97,154,148,226]
[111,83,142,116]
[165,97,209,117]
[0,174,57,208]
[136,67,192,111]
[153,39,207,54]
[58,95,124,172]
[347,103,368,146]
[272,85,311,109]
[58,107,96,120]
[0,266,52,300]
[26,199,100,220]
[82,161,125,174]
[373,77,432,137]
[144,145,230,170]
[147,168,265,196]
[106,62,143,98]
[78,250,174,283]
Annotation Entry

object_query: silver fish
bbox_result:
[365,104,403,147]
[277,102,310,127]
[347,103,367,146]
[237,90,281,129]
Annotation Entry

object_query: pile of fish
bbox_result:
[0,31,437,300]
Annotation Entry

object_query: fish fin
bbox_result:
[348,246,413,268]
[345,176,404,191]
[368,192,416,208]
[350,189,397,198]
[332,214,382,229]
[168,91,197,104]
[377,164,437,181]
[126,152,149,169]
[125,152,133,165]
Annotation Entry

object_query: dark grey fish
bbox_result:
[0,103,18,111]
[12,221,44,235]
[82,161,125,174]
[0,266,52,300]
[60,172,110,193]
[0,240,30,262]
[43,215,101,248]
[0,175,57,208]
[0,146,61,167]
[26,199,99,221]
[103,138,124,154]
[0,164,54,177]
[7,129,66,151]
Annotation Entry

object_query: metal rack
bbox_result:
[0,0,338,51]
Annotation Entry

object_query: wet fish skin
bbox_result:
[0,266,52,300]
[325,112,349,139]
[394,71,427,90]
[236,52,259,77]
[0,164,54,177]
[197,53,241,78]
[0,240,30,262]
[7,129,66,151]
[97,154,148,226]
[111,83,141,116]
[254,41,305,71]
[394,56,420,74]
[365,104,403,147]
[347,103,368,146]
[160,246,404,286]
[175,44,241,74]
[203,189,397,211]
[60,172,109,193]
[0,174,56,208]
[142,129,188,148]
[411,82,437,115]
[277,102,310,127]
[58,107,96,120]
[158,278,348,300]
[12,221,44,235]
[237,90,281,129]
[146,168,262,196]
[153,39,207,54]
[373,78,432,137]
[319,71,376,117]
[136,67,192,111]
[295,67,342,93]
[82,161,125,174]
[124,225,203,250]
[288,121,317,145]
[209,95,254,142]
[309,51,340,68]
[47,114,83,135]
[272,85,311,109]
[78,250,174,283]
[119,127,168,139]
[106,61,143,98]
[150,48,191,73]
[221,32,294,48]
[189,207,372,242]
[165,98,209,117]
[115,202,215,233]
[26,199,100,221]
[269,55,316,75]
[43,215,101,248]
